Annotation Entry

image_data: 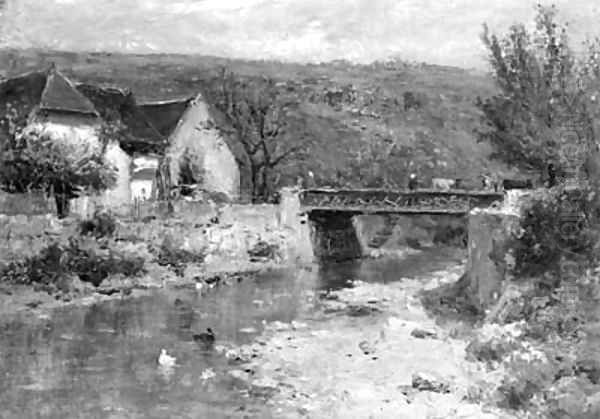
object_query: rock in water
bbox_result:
[158,349,177,368]
[193,328,216,347]
[410,328,438,339]
[358,340,375,355]
[411,372,450,393]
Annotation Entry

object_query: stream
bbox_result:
[0,248,470,419]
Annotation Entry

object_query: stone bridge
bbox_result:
[282,188,504,262]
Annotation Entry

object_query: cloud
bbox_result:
[1,0,599,69]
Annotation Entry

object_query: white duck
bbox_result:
[158,349,177,368]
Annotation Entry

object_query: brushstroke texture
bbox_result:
[0,0,599,68]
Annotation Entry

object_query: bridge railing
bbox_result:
[298,188,504,214]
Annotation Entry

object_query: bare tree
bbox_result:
[212,68,311,202]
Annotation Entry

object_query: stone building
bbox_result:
[141,93,252,202]
[1,65,253,213]
[0,65,167,215]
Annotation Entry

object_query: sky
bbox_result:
[1,0,600,69]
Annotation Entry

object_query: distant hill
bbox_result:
[0,48,519,189]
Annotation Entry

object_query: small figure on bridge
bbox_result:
[306,171,316,188]
[482,174,499,192]
[408,173,418,190]
[547,163,557,187]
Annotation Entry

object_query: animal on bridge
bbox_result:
[481,174,501,192]
[408,173,419,190]
[431,178,456,191]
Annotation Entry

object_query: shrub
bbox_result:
[79,210,117,238]
[153,240,205,277]
[432,224,467,247]
[248,240,280,261]
[465,337,520,366]
[509,186,600,282]
[0,238,145,289]
[403,91,422,111]
[496,359,554,411]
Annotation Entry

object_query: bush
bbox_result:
[432,224,467,247]
[496,359,555,411]
[79,210,117,238]
[0,238,145,289]
[509,186,600,282]
[153,240,205,277]
[465,337,520,366]
[248,240,280,261]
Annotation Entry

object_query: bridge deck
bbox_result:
[305,207,470,215]
[299,188,504,214]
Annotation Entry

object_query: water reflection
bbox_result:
[0,248,461,418]
[317,246,464,292]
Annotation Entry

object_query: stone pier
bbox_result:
[279,188,315,264]
[465,190,530,310]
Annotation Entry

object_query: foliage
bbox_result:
[247,240,280,261]
[178,151,203,186]
[403,91,423,111]
[508,185,600,281]
[208,68,313,202]
[0,238,146,289]
[432,224,467,247]
[153,239,205,277]
[465,336,520,366]
[342,134,414,188]
[477,4,599,173]
[496,358,556,411]
[0,127,117,216]
[79,210,117,238]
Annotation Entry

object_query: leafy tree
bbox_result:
[210,68,312,202]
[477,4,596,175]
[0,126,117,218]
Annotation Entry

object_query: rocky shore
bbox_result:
[202,263,518,419]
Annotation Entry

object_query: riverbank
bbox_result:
[209,261,517,419]
[0,257,292,322]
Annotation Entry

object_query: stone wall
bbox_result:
[0,200,298,270]
[309,212,362,261]
[0,214,76,265]
[0,192,56,216]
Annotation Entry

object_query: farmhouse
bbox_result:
[0,64,254,214]
[0,65,167,215]
[141,94,252,202]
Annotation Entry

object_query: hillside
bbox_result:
[0,48,517,189]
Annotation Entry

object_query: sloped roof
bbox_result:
[1,67,170,155]
[0,70,49,141]
[40,68,98,116]
[131,167,158,180]
[76,83,168,155]
[0,70,47,105]
[139,97,193,137]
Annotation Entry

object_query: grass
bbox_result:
[0,48,518,189]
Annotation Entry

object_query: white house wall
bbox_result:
[24,120,134,215]
[100,141,132,212]
[131,179,154,201]
[132,155,159,172]
[166,94,241,200]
